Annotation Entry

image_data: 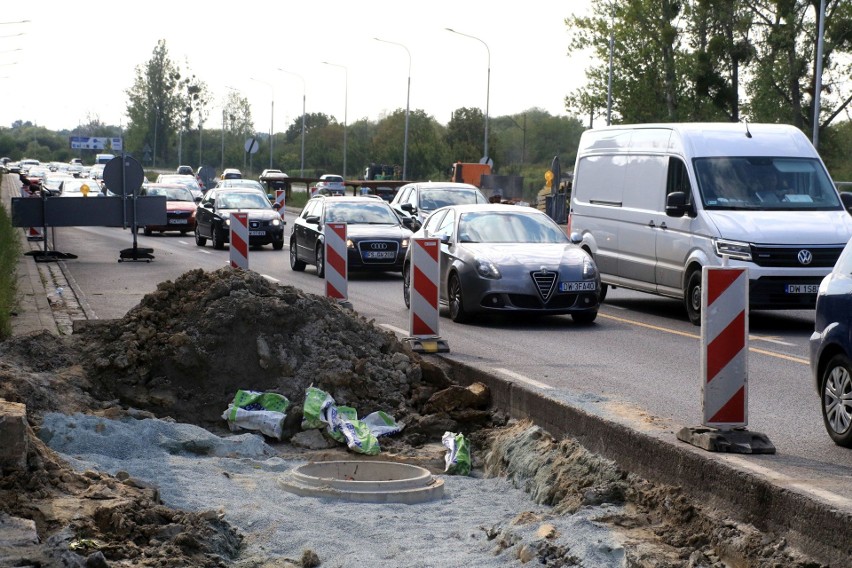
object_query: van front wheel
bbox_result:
[685,270,702,326]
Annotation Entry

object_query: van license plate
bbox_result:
[559,281,597,292]
[785,284,818,294]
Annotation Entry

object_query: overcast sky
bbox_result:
[1,1,597,133]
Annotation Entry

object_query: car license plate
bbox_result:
[168,219,188,224]
[364,251,395,259]
[785,284,818,294]
[249,230,266,237]
[559,281,597,292]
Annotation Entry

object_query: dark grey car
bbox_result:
[194,188,285,250]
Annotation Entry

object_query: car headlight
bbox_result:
[582,257,597,279]
[346,238,355,249]
[714,239,752,261]
[223,218,230,227]
[475,257,501,279]
[401,238,409,248]
[271,218,281,227]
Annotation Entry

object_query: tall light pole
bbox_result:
[250,77,274,169]
[812,0,826,147]
[446,28,490,162]
[322,61,348,179]
[374,38,411,180]
[278,68,306,178]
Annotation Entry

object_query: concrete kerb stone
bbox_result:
[427,353,852,567]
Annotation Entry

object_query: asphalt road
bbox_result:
[32,209,852,516]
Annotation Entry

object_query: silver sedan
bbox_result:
[402,204,601,324]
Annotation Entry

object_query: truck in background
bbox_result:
[450,161,491,187]
[95,153,116,165]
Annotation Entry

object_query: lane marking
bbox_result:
[599,312,808,365]
[748,334,795,347]
[197,249,211,255]
[380,324,409,337]
[493,367,553,390]
[262,274,279,283]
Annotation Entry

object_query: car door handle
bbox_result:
[659,222,667,230]
[648,220,656,228]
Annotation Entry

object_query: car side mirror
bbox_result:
[305,215,320,225]
[195,196,202,204]
[401,217,416,231]
[401,203,416,213]
[840,191,852,214]
[665,191,693,217]
[439,234,451,245]
[569,231,583,245]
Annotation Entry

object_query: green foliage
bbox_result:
[0,200,20,339]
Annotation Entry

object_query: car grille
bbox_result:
[750,245,843,268]
[357,240,399,264]
[531,270,557,302]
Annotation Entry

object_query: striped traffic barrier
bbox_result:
[26,226,44,241]
[229,212,249,270]
[274,189,286,209]
[406,238,449,353]
[324,222,348,301]
[676,265,774,453]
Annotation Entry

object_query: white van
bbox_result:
[568,122,852,325]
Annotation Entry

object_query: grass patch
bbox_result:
[0,199,21,339]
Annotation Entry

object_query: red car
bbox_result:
[138,183,199,235]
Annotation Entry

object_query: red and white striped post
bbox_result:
[324,222,348,301]
[274,189,286,209]
[229,212,249,270]
[701,266,748,428]
[677,265,774,453]
[406,238,449,353]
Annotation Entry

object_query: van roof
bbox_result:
[578,123,817,159]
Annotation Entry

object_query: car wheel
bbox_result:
[572,310,598,325]
[599,283,608,303]
[315,245,325,278]
[820,354,852,447]
[143,226,152,236]
[402,262,411,309]
[290,238,306,271]
[684,270,702,326]
[273,239,284,251]
[194,226,207,247]
[212,226,225,250]
[448,273,470,323]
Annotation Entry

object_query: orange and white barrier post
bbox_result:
[274,189,286,209]
[701,266,748,428]
[406,238,449,353]
[677,265,774,453]
[324,222,348,301]
[229,212,249,270]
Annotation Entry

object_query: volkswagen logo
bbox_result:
[370,243,389,250]
[797,249,813,265]
[250,221,260,229]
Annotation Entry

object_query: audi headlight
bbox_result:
[582,257,597,279]
[475,258,501,279]
[714,239,752,261]
[271,218,281,227]
[223,218,230,227]
[401,238,409,248]
[346,238,355,249]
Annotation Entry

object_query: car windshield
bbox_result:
[146,186,194,201]
[694,157,841,211]
[222,180,264,190]
[62,181,98,194]
[325,202,400,224]
[217,192,270,209]
[420,188,484,211]
[458,211,569,244]
[323,176,344,183]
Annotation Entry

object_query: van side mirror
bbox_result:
[665,191,693,217]
[840,191,852,214]
[401,203,416,214]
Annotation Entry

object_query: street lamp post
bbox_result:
[250,77,274,169]
[374,38,411,181]
[278,68,306,178]
[446,28,490,162]
[322,61,348,179]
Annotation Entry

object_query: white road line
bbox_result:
[261,274,279,283]
[493,367,552,390]
[379,324,409,337]
[197,249,212,255]
[749,335,796,346]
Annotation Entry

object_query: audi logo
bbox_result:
[370,243,389,250]
[797,249,813,265]
[250,221,260,229]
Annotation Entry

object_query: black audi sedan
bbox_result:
[194,187,285,250]
[290,195,412,277]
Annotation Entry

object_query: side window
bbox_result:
[396,187,410,204]
[301,200,318,219]
[423,210,447,235]
[666,157,692,205]
[435,209,456,239]
[407,189,419,207]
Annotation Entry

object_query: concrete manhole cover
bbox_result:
[279,460,445,504]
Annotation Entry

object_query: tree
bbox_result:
[446,107,489,163]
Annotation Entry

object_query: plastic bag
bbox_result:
[442,431,471,475]
[222,390,290,440]
[302,386,336,430]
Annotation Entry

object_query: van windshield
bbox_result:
[694,157,841,211]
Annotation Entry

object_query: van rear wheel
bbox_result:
[685,270,702,326]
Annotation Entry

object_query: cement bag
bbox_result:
[361,411,403,438]
[301,386,336,430]
[222,390,290,440]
